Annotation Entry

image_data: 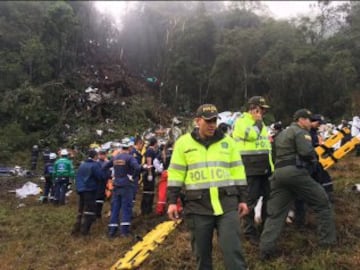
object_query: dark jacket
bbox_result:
[274,122,317,169]
[76,158,105,192]
[43,161,55,181]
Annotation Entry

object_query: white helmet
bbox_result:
[121,137,134,148]
[49,153,57,160]
[60,149,68,156]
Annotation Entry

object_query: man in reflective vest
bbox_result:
[232,96,274,244]
[167,104,249,270]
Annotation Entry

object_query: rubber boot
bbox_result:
[71,213,82,236]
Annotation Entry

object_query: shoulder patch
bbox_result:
[304,135,312,141]
[221,142,229,149]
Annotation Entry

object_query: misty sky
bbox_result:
[94,1,346,20]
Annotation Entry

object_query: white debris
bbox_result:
[96,130,103,137]
[85,87,98,93]
[15,181,41,199]
[13,166,31,177]
[107,128,115,133]
[105,118,114,124]
[286,210,295,224]
[88,93,102,103]
[172,117,181,125]
[217,111,242,133]
[352,184,360,192]
[101,141,113,150]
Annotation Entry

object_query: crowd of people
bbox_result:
[34,135,178,238]
[30,96,360,269]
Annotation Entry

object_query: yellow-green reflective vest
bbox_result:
[232,112,274,172]
[168,133,246,216]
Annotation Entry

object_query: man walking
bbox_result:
[167,104,249,270]
[232,96,273,244]
[72,149,105,236]
[260,109,337,260]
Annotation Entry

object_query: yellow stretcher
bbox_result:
[315,127,360,170]
[110,220,182,270]
[318,136,360,170]
[315,127,351,156]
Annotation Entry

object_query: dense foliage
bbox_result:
[1,1,360,160]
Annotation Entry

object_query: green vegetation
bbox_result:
[1,1,360,160]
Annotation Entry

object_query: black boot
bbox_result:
[81,214,95,236]
[71,214,82,236]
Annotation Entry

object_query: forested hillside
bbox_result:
[1,1,360,162]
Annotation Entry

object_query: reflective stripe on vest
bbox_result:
[240,150,270,155]
[210,187,222,215]
[168,133,247,215]
[188,160,243,170]
[184,179,246,190]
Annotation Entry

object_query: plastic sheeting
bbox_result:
[15,181,41,199]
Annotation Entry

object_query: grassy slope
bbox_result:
[0,155,359,270]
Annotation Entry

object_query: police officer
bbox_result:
[167,104,249,270]
[232,96,274,244]
[72,149,105,236]
[104,138,141,237]
[53,149,75,205]
[260,109,337,260]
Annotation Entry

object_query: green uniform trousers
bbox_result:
[186,210,248,270]
[260,165,337,253]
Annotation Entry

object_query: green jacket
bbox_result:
[168,128,247,216]
[274,122,317,167]
[53,157,75,178]
[232,112,274,176]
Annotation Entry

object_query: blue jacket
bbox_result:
[103,152,141,187]
[76,158,105,192]
[44,161,55,180]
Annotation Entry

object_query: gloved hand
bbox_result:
[147,175,153,182]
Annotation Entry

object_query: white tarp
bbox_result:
[15,181,41,199]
